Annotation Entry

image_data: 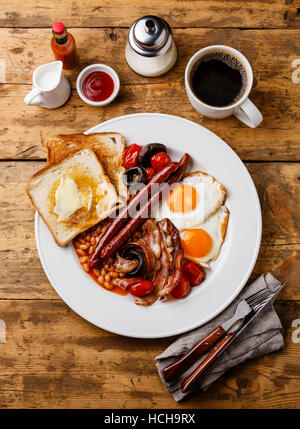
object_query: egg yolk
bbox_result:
[167,184,199,213]
[182,229,213,258]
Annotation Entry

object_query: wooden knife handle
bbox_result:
[181,333,236,393]
[162,326,226,382]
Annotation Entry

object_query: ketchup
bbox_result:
[51,22,77,69]
[82,71,114,102]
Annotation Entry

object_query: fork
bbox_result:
[162,288,272,383]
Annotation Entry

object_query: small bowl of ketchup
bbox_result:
[76,64,120,106]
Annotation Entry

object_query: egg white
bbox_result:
[152,171,226,231]
[180,206,229,268]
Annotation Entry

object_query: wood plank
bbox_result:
[0,161,299,299]
[247,163,300,245]
[1,83,300,162]
[1,242,299,300]
[2,162,300,248]
[1,27,300,161]
[2,27,299,87]
[2,243,298,300]
[0,298,298,408]
[0,0,299,29]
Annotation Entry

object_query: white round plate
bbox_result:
[36,113,261,338]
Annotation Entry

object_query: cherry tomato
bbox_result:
[183,261,205,286]
[123,144,142,169]
[150,152,171,171]
[171,273,190,299]
[145,167,155,181]
[129,280,154,297]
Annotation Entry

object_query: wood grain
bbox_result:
[1,0,299,411]
[1,27,300,161]
[1,27,299,87]
[0,161,299,299]
[0,298,298,408]
[1,84,300,162]
[0,0,299,29]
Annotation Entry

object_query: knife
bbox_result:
[162,299,252,382]
[180,283,285,393]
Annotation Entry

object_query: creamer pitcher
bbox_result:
[24,61,70,109]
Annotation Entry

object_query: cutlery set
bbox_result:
[162,286,282,393]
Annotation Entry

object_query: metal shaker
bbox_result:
[125,15,177,77]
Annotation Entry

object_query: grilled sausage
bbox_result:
[89,161,179,269]
[100,153,190,259]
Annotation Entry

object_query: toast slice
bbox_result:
[45,132,128,201]
[26,148,123,246]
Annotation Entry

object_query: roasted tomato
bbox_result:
[150,152,171,171]
[123,144,142,169]
[128,280,154,297]
[145,167,156,181]
[138,143,167,167]
[183,261,205,286]
[171,273,190,299]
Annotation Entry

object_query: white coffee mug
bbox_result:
[185,45,263,128]
[24,61,70,109]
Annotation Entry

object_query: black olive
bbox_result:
[120,245,145,278]
[123,166,147,195]
[138,143,167,168]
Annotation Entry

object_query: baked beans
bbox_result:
[73,219,132,295]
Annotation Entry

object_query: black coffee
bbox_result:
[190,52,247,107]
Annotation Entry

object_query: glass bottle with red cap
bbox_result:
[51,22,77,69]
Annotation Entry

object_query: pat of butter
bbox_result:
[54,177,83,222]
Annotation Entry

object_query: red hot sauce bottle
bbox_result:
[51,22,77,69]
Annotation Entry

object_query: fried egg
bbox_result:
[180,206,229,268]
[152,171,226,231]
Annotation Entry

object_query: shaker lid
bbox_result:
[128,16,172,57]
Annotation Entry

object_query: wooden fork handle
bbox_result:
[162,326,226,382]
[181,333,236,393]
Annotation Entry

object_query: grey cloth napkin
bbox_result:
[156,273,284,402]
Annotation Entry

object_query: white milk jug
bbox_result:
[24,61,71,109]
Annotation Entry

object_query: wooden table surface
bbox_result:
[0,0,300,409]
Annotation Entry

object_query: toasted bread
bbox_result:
[26,149,123,246]
[45,133,128,200]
